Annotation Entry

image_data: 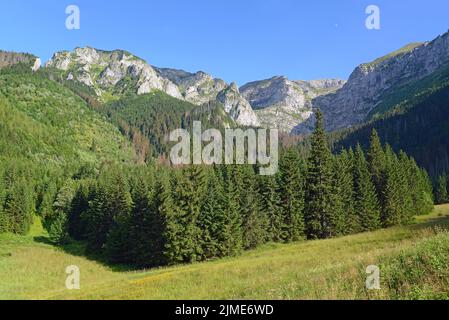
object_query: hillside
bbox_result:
[0,66,134,165]
[1,205,449,300]
[335,79,449,177]
[103,90,235,158]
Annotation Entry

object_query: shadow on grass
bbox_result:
[33,236,138,272]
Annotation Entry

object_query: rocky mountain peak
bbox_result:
[46,47,182,100]
[216,84,260,127]
[155,67,227,105]
[240,76,344,132]
[293,30,449,135]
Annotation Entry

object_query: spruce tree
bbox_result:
[128,174,153,267]
[259,174,283,242]
[241,166,267,249]
[222,165,243,256]
[367,129,386,203]
[381,145,402,227]
[329,155,347,236]
[278,148,305,242]
[305,109,334,239]
[435,175,449,204]
[3,178,33,235]
[105,168,133,263]
[160,172,183,266]
[338,148,360,234]
[172,166,206,263]
[353,144,381,231]
[86,182,110,253]
[198,169,226,259]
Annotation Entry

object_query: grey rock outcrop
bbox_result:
[240,76,344,132]
[294,31,449,135]
[216,83,260,127]
[155,68,227,105]
[46,47,183,100]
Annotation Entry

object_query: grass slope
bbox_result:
[1,206,449,300]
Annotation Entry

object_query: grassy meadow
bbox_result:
[1,205,449,300]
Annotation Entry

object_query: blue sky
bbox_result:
[1,0,448,85]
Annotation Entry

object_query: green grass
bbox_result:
[1,206,449,300]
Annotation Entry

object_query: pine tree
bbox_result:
[397,151,414,223]
[105,168,133,263]
[128,174,153,267]
[435,175,449,204]
[241,166,267,249]
[381,145,403,227]
[86,182,110,253]
[48,182,75,244]
[367,129,386,203]
[278,148,305,242]
[68,181,92,241]
[172,166,206,263]
[259,174,283,242]
[305,109,334,239]
[3,178,33,235]
[222,165,243,256]
[159,172,182,266]
[337,148,360,234]
[329,155,347,236]
[353,145,381,231]
[198,169,227,259]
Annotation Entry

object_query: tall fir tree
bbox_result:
[222,165,243,256]
[305,109,334,239]
[278,148,305,242]
[259,174,283,242]
[381,145,403,227]
[337,148,360,234]
[367,129,386,204]
[353,144,381,231]
[241,166,267,249]
[435,175,449,204]
[105,168,133,263]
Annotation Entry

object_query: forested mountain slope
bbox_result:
[0,66,134,165]
[335,79,449,177]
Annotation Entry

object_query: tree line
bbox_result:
[0,110,434,268]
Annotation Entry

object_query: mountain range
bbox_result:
[2,29,449,175]
[35,29,448,135]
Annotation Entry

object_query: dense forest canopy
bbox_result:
[0,64,436,269]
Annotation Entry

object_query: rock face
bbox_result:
[45,47,257,126]
[155,68,227,105]
[240,76,344,132]
[46,47,183,100]
[216,83,260,127]
[0,51,40,71]
[294,30,449,135]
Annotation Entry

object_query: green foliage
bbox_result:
[0,71,134,165]
[353,144,381,231]
[104,91,234,158]
[305,110,335,239]
[435,175,449,205]
[278,148,305,241]
[382,232,449,300]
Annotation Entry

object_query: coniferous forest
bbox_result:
[0,106,433,268]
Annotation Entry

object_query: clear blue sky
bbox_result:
[1,0,448,85]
